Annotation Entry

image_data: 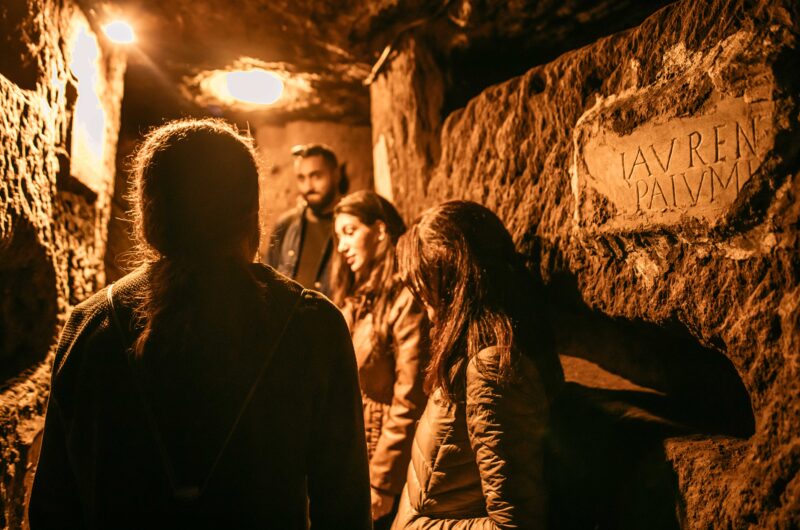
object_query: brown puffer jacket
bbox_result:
[392,346,552,530]
[342,287,430,495]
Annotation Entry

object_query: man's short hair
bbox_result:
[291,143,338,170]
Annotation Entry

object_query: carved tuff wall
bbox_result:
[371,0,799,527]
[0,0,125,526]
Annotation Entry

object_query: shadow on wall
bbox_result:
[0,221,58,385]
[0,0,41,91]
[541,270,754,530]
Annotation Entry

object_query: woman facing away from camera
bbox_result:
[392,200,564,530]
[331,190,430,530]
[28,119,371,529]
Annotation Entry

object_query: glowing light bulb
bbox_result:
[225,69,284,105]
[69,20,107,192]
[103,20,135,44]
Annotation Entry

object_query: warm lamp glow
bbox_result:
[102,20,135,44]
[193,61,300,110]
[224,69,284,105]
[69,20,107,192]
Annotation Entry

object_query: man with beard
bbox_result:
[266,144,347,297]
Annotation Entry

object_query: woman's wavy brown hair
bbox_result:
[127,118,262,360]
[331,190,406,349]
[397,200,562,401]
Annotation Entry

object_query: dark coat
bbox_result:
[29,264,371,530]
[266,206,334,296]
[392,347,555,530]
[342,288,430,495]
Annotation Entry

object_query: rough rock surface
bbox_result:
[0,0,124,526]
[370,36,444,219]
[74,0,674,130]
[371,0,799,527]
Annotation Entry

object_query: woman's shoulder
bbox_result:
[250,263,347,333]
[61,266,150,349]
[387,286,424,322]
[467,345,504,371]
[465,346,541,386]
[50,274,144,392]
[393,286,417,307]
[58,289,112,354]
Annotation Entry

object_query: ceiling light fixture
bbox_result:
[102,20,136,44]
[223,69,284,105]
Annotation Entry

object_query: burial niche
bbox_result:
[0,221,57,384]
[542,273,754,530]
[0,0,43,91]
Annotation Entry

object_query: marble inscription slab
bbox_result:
[574,96,774,231]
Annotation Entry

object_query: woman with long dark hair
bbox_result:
[392,200,564,529]
[331,190,430,529]
[29,119,371,529]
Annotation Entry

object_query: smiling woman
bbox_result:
[331,191,430,529]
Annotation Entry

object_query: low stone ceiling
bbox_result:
[77,0,675,129]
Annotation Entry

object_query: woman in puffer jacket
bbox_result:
[332,190,430,529]
[392,200,564,530]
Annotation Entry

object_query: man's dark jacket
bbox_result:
[266,205,333,297]
[29,263,371,529]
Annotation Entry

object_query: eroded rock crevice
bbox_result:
[0,0,124,526]
[0,222,57,384]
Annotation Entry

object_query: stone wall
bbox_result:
[370,37,443,216]
[254,120,373,259]
[370,0,799,527]
[0,0,125,526]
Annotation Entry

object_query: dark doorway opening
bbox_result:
[542,271,754,530]
[0,221,57,386]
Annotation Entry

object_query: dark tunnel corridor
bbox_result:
[541,272,756,529]
[1,0,798,528]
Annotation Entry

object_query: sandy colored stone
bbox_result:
[0,1,124,526]
[576,95,775,230]
[369,35,444,218]
[371,0,799,526]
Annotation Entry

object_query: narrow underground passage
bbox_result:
[542,274,755,530]
[1,1,793,529]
